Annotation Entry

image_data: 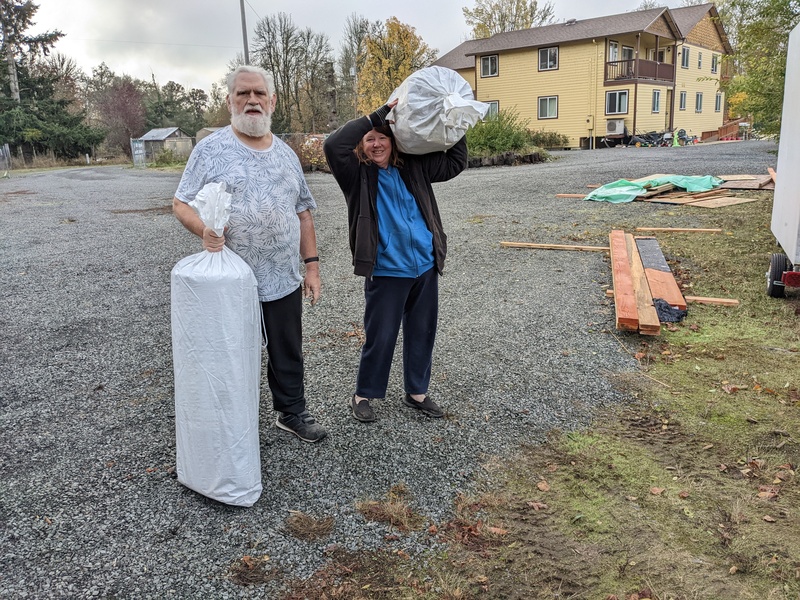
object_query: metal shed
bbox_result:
[138,127,194,161]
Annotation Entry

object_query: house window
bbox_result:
[681,47,690,68]
[648,48,666,62]
[480,55,498,77]
[695,92,703,113]
[698,52,703,69]
[711,54,719,74]
[538,95,558,119]
[486,100,499,117]
[606,90,628,114]
[622,46,635,61]
[652,90,661,113]
[608,41,619,61]
[539,47,558,71]
[679,91,687,111]
[715,92,722,112]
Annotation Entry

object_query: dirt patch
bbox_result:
[110,205,172,215]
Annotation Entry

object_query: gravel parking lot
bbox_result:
[0,140,779,597]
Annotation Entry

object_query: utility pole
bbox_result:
[239,0,250,64]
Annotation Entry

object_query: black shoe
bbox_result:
[403,394,443,418]
[350,395,377,422]
[276,410,328,443]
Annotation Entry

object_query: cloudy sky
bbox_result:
[30,0,680,92]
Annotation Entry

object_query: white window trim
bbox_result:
[538,95,558,119]
[695,92,703,113]
[711,54,719,74]
[715,92,722,113]
[679,90,687,111]
[606,90,628,115]
[538,46,559,71]
[698,51,703,69]
[480,55,498,78]
[486,100,499,116]
[652,89,661,113]
[681,47,690,69]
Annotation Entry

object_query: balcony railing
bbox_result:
[605,59,675,83]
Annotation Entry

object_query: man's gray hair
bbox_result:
[226,65,275,95]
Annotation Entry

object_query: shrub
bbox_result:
[284,134,329,172]
[466,109,533,157]
[529,129,569,149]
[153,148,184,167]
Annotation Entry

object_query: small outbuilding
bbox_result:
[138,127,193,161]
[196,127,225,143]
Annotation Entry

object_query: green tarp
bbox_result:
[584,175,724,203]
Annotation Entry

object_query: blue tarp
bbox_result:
[584,175,724,203]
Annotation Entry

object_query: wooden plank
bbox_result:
[500,241,609,252]
[607,290,740,307]
[586,184,601,189]
[717,174,757,181]
[768,167,777,185]
[609,230,639,331]
[689,189,727,199]
[643,196,715,205]
[635,237,687,310]
[685,295,740,306]
[626,233,661,335]
[635,227,722,233]
[555,193,587,198]
[686,196,758,208]
[641,183,675,197]
[718,175,773,189]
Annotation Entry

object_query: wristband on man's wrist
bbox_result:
[303,256,319,264]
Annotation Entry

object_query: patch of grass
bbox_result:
[356,483,427,532]
[284,510,335,541]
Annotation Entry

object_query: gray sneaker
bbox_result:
[276,410,328,443]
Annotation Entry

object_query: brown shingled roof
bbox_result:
[432,39,483,71]
[671,3,732,53]
[464,7,681,56]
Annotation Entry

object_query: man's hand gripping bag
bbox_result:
[170,182,262,507]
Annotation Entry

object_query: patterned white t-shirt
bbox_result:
[175,126,317,302]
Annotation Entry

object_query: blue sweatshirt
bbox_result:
[372,165,434,278]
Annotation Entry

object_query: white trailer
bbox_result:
[768,21,800,297]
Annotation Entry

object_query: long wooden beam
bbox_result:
[500,241,609,252]
[635,227,722,233]
[609,230,638,331]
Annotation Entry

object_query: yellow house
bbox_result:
[434,3,732,149]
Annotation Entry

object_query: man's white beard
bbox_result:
[231,106,272,138]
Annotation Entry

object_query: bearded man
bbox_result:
[172,65,327,443]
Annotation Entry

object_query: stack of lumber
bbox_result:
[608,230,686,336]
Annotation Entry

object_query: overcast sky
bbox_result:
[30,0,681,92]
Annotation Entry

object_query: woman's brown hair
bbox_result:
[354,124,403,167]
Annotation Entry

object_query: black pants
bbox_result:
[356,267,438,399]
[261,286,305,415]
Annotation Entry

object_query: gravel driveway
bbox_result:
[0,140,778,598]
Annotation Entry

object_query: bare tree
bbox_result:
[463,0,555,38]
[337,13,381,119]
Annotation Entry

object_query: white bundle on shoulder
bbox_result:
[171,181,263,507]
[387,66,490,155]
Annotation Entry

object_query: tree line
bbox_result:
[0,0,798,163]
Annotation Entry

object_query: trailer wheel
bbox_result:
[767,253,788,298]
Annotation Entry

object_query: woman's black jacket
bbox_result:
[323,115,468,277]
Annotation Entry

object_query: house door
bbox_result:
[665,89,672,130]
